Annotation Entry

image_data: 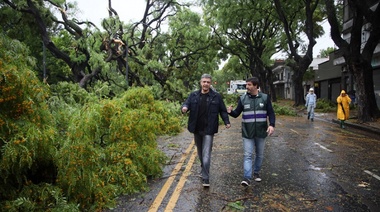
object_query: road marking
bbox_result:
[148,141,195,212]
[315,142,333,152]
[364,170,380,181]
[290,129,300,135]
[165,147,197,211]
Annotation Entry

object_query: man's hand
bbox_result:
[181,107,188,113]
[227,105,233,113]
[226,124,231,129]
[267,126,274,136]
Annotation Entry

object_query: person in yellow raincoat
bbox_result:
[336,90,351,129]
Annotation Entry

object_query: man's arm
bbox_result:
[266,98,276,128]
[228,98,243,118]
[218,94,231,127]
[266,98,276,136]
[181,93,192,113]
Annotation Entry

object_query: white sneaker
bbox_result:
[254,173,262,182]
[241,178,251,186]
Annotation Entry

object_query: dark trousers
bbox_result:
[194,134,214,180]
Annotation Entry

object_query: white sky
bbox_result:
[73,0,146,25]
[71,0,335,59]
[316,20,337,56]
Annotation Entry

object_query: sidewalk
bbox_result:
[315,111,380,135]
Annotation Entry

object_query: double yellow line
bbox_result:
[148,141,197,212]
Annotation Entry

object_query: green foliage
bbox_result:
[303,68,315,81]
[272,102,298,116]
[1,33,185,210]
[3,183,79,212]
[319,47,336,58]
[165,8,221,93]
[223,93,242,106]
[54,87,183,210]
[0,33,61,210]
[315,98,336,112]
[202,0,281,78]
[226,200,245,211]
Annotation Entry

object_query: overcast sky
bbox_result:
[72,0,335,59]
[73,0,146,25]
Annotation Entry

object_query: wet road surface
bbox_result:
[109,113,380,212]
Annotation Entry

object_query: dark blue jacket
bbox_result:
[182,89,230,135]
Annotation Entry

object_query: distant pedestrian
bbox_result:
[305,88,317,121]
[181,74,231,187]
[337,90,351,129]
[227,77,275,187]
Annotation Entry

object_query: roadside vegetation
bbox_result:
[0,35,183,211]
[315,98,339,112]
[274,98,337,116]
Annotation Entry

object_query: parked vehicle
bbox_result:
[227,80,246,95]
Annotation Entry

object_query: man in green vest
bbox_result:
[227,77,276,186]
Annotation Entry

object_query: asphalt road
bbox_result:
[109,113,380,212]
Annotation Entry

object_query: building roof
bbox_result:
[309,57,329,70]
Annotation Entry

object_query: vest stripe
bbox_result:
[242,118,267,123]
[242,110,267,122]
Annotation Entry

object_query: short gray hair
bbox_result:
[201,73,212,80]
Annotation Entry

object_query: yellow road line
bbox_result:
[148,141,195,212]
[165,147,198,211]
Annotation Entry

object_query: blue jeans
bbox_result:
[307,105,315,119]
[243,137,265,180]
[194,134,214,180]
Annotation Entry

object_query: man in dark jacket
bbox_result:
[181,74,231,187]
[227,77,275,187]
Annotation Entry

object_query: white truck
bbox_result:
[227,80,247,95]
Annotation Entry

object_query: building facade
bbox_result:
[272,60,294,100]
[315,53,342,103]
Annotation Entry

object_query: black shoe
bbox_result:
[307,112,310,120]
[241,178,251,186]
[311,118,314,122]
[202,179,210,187]
[254,173,262,182]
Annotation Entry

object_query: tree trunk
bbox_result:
[350,61,379,122]
[288,58,311,106]
[293,71,305,106]
[266,68,277,102]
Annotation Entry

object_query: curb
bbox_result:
[331,119,380,135]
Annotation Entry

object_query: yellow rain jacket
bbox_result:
[336,90,351,120]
